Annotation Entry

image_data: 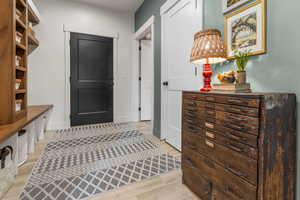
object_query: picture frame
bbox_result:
[223,0,252,14]
[224,0,266,59]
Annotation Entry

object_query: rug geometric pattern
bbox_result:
[19,123,181,200]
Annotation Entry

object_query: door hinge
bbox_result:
[138,107,141,111]
[139,46,142,51]
[139,77,141,81]
[69,76,72,82]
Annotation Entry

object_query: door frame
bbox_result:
[160,0,203,140]
[63,24,119,128]
[133,16,155,129]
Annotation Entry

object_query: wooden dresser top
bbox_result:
[0,105,53,143]
[183,90,295,98]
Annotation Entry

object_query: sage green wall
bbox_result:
[136,0,300,194]
[135,0,167,138]
[205,0,300,197]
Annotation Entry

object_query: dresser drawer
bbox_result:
[183,99,204,109]
[182,164,212,200]
[203,130,257,159]
[183,132,257,185]
[215,111,259,135]
[182,131,199,150]
[215,103,259,118]
[205,95,260,108]
[214,125,258,148]
[183,93,205,101]
[183,108,205,121]
[183,147,257,200]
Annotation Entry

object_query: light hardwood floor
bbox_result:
[2,122,200,200]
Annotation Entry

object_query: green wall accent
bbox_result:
[205,0,300,197]
[135,0,167,138]
[136,0,299,194]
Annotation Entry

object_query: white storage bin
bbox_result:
[15,79,21,90]
[15,56,21,67]
[18,130,28,166]
[35,116,45,141]
[16,32,23,44]
[15,99,22,112]
[0,134,17,199]
[43,110,52,131]
[26,123,36,154]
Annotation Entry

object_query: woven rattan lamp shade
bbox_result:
[191,29,227,64]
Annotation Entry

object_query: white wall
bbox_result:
[28,0,134,130]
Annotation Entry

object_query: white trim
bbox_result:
[160,0,181,15]
[64,25,119,128]
[160,0,183,140]
[134,16,155,40]
[28,0,41,21]
[63,24,119,39]
[160,0,203,140]
[133,16,155,132]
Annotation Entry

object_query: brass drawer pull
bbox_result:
[227,99,249,106]
[225,142,244,153]
[226,107,251,115]
[205,131,215,139]
[226,132,248,142]
[205,140,214,148]
[226,107,243,113]
[185,112,197,119]
[225,164,247,179]
[228,114,247,122]
[224,122,247,131]
[206,96,215,102]
[186,109,196,113]
[205,103,215,109]
[186,119,197,126]
[187,102,197,107]
[205,122,214,129]
[206,110,215,116]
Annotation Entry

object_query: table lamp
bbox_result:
[190,29,227,92]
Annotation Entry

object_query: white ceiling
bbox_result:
[67,0,144,12]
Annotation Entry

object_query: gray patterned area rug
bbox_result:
[19,123,181,200]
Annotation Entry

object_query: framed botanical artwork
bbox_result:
[223,0,252,14]
[224,0,266,58]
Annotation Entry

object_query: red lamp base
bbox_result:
[200,64,213,92]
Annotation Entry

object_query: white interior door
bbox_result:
[141,39,153,121]
[161,0,203,150]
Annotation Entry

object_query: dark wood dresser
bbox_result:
[181,91,296,200]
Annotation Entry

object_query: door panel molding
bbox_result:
[70,32,113,126]
[160,0,203,147]
[64,26,119,128]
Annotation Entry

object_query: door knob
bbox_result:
[163,81,168,86]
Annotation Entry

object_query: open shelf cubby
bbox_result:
[0,0,40,124]
[0,0,29,124]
